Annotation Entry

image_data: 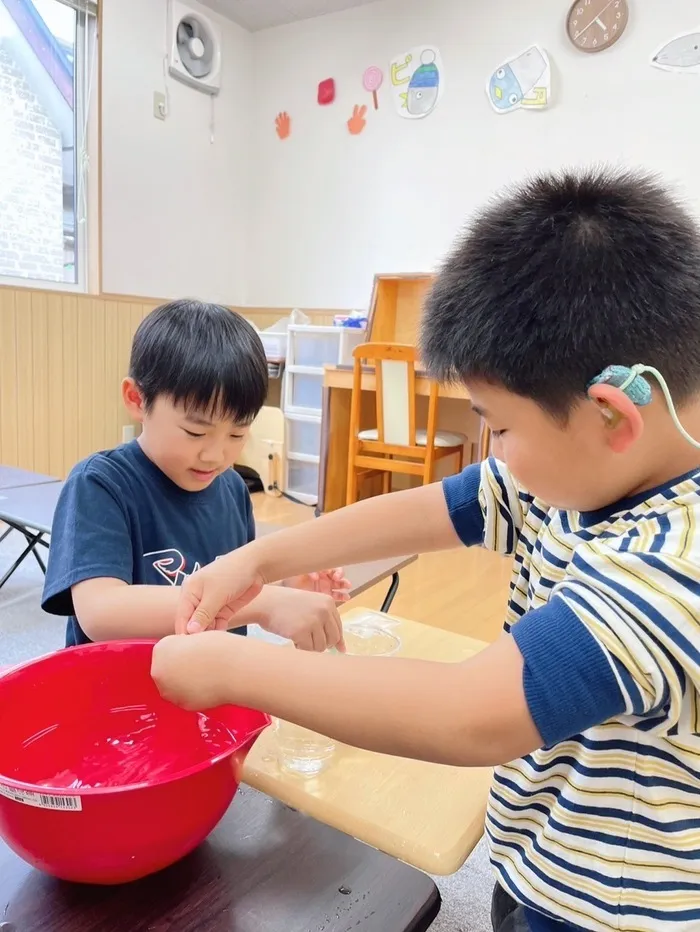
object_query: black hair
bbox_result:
[129,299,268,423]
[421,167,700,418]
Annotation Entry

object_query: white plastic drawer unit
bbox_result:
[284,369,324,415]
[259,330,286,360]
[289,327,341,368]
[283,325,366,416]
[286,414,322,458]
[285,455,320,505]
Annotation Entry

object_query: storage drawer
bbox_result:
[286,457,320,503]
[286,415,322,458]
[288,372,323,412]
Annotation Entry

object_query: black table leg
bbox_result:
[0,529,46,589]
[380,571,400,613]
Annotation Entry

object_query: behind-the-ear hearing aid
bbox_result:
[588,364,700,450]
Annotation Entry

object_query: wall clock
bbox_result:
[566,0,629,53]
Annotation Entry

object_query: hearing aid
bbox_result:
[588,364,700,449]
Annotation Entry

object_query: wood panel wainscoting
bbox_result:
[0,285,336,479]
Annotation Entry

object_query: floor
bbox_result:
[0,491,513,932]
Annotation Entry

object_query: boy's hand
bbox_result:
[260,585,345,652]
[284,568,352,604]
[152,632,233,711]
[177,553,263,635]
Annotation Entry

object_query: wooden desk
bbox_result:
[319,365,478,513]
[243,608,493,876]
[0,787,440,931]
[325,364,470,401]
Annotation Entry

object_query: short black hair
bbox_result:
[129,299,268,422]
[421,167,700,417]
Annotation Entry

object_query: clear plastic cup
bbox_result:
[273,720,336,777]
[273,619,401,777]
[343,621,401,656]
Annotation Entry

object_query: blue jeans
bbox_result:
[492,884,530,932]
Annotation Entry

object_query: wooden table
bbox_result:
[0,787,440,931]
[243,607,493,875]
[257,521,417,611]
[319,365,484,513]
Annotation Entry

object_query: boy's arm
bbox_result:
[157,534,688,767]
[153,588,632,766]
[178,476,473,633]
[71,579,321,642]
[178,461,529,634]
[256,480,462,574]
[154,628,541,766]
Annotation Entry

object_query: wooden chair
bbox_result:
[346,343,466,505]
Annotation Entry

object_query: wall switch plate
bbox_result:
[153,91,167,120]
[122,425,136,443]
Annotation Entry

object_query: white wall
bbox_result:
[247,0,700,309]
[101,0,251,303]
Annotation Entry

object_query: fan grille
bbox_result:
[176,15,213,79]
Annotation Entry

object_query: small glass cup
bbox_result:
[343,621,401,657]
[273,720,336,777]
[273,618,401,777]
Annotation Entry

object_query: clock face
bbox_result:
[567,0,629,53]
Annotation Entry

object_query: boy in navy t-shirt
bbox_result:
[42,299,349,648]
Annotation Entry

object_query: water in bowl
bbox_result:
[8,704,236,790]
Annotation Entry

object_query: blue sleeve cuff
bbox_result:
[443,464,484,546]
[512,597,626,746]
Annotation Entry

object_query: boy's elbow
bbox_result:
[71,578,126,642]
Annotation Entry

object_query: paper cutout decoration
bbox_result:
[363,66,383,109]
[275,112,291,139]
[487,46,551,114]
[389,46,443,119]
[651,32,700,73]
[318,78,336,105]
[347,104,367,135]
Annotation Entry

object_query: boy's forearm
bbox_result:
[74,580,279,641]
[213,634,541,767]
[250,483,460,586]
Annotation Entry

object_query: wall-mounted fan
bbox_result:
[168,0,222,95]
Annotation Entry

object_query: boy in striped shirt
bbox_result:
[151,168,700,932]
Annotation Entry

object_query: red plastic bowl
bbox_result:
[0,641,269,885]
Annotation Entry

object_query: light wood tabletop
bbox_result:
[243,607,493,876]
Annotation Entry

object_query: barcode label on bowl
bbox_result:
[0,782,82,811]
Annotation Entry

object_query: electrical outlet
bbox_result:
[153,91,167,120]
[122,425,136,443]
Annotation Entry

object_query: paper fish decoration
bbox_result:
[389,46,444,119]
[487,45,551,114]
[651,32,700,73]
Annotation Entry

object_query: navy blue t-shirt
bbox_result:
[42,441,255,646]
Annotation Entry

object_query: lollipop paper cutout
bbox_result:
[363,66,383,110]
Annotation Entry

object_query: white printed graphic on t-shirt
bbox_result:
[144,549,202,586]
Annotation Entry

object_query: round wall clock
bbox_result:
[566,0,629,53]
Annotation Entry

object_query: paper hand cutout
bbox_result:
[347,104,367,135]
[275,111,291,140]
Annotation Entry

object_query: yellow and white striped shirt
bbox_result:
[444,459,700,932]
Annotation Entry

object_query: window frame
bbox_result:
[0,0,98,294]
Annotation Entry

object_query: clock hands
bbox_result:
[576,0,615,39]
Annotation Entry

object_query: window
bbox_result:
[0,0,96,289]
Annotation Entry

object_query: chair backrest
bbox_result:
[351,343,421,447]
